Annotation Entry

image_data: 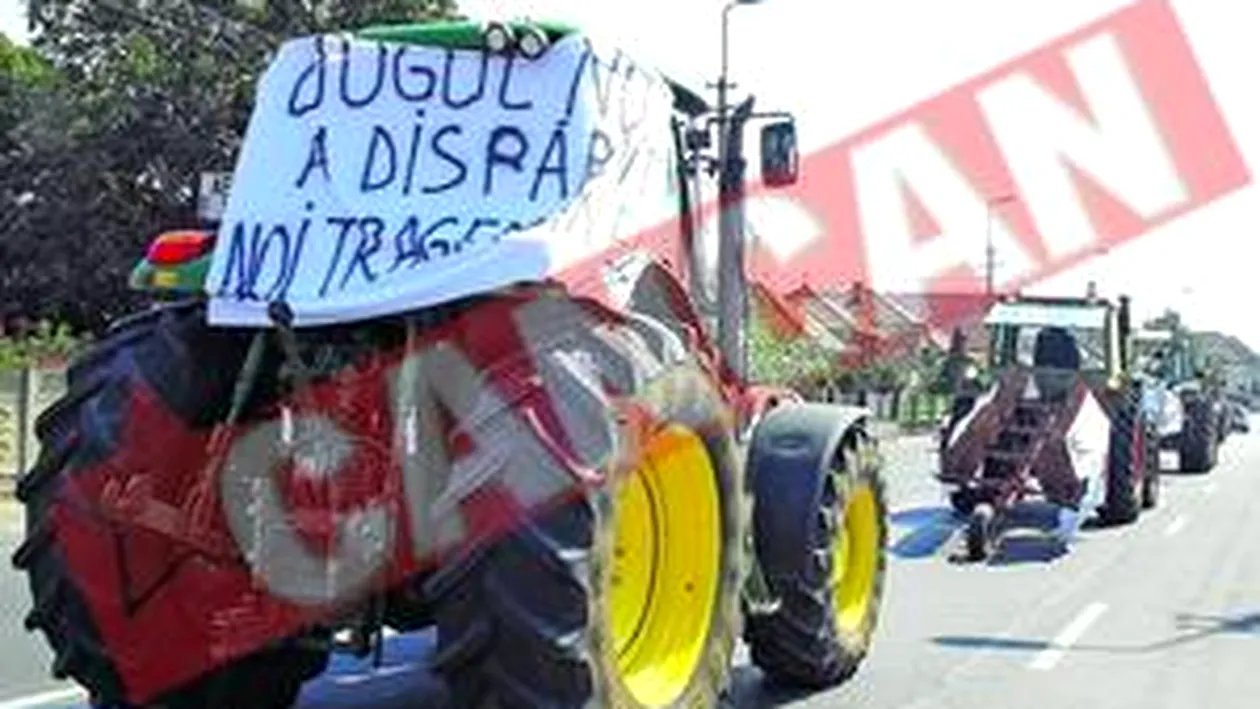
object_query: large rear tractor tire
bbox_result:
[10,303,328,708]
[424,314,746,708]
[745,424,888,688]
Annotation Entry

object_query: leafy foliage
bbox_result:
[748,316,946,404]
[0,320,86,369]
[747,315,835,389]
[0,0,458,336]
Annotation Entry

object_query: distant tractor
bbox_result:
[1227,399,1251,434]
[939,293,1160,560]
[1131,326,1224,472]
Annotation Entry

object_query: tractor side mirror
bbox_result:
[760,120,799,187]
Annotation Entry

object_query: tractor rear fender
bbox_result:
[735,385,804,443]
[746,402,874,579]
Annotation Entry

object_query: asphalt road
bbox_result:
[3,424,1260,709]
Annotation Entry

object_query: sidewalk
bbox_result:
[1,496,22,535]
[870,420,900,440]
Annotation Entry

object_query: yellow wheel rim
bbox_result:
[832,481,880,634]
[609,425,722,707]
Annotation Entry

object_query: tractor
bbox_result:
[12,18,888,709]
[1131,324,1224,472]
[938,292,1160,560]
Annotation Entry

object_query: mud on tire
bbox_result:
[11,302,328,708]
[423,307,746,708]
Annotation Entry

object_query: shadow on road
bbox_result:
[294,632,450,709]
[982,533,1068,566]
[931,610,1260,656]
[941,501,1070,566]
[889,502,1071,566]
[889,506,960,559]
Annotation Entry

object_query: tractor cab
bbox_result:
[1130,322,1228,457]
[983,294,1131,398]
[1132,327,1201,389]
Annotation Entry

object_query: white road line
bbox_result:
[1165,515,1188,537]
[0,687,86,709]
[1028,602,1109,671]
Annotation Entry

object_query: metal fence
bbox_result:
[0,366,68,493]
[809,384,949,431]
[899,391,950,430]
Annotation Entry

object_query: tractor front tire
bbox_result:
[1099,403,1142,526]
[1141,424,1161,510]
[11,303,328,709]
[745,424,888,688]
[1179,402,1218,473]
[425,315,745,708]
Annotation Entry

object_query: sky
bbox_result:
[0,1,26,43]
[4,0,1260,348]
[461,0,1260,349]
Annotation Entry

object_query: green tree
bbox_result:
[0,34,57,144]
[1,0,458,335]
[747,316,836,390]
[0,320,84,369]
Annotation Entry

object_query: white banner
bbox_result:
[206,32,679,327]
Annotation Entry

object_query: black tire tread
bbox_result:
[423,305,744,708]
[1099,392,1141,526]
[12,303,327,708]
[1179,400,1217,473]
[745,430,889,688]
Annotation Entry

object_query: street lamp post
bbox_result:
[715,0,767,207]
[717,0,763,144]
[985,194,1018,296]
[714,0,764,383]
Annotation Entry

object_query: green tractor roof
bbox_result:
[357,19,711,116]
[355,18,578,50]
[983,300,1111,330]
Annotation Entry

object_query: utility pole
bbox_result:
[984,220,995,297]
[985,195,1017,297]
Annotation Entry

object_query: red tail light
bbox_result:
[147,230,216,266]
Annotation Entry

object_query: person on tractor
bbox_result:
[1031,325,1081,403]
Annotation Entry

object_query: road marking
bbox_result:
[1165,514,1188,537]
[0,688,86,709]
[1028,602,1108,671]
